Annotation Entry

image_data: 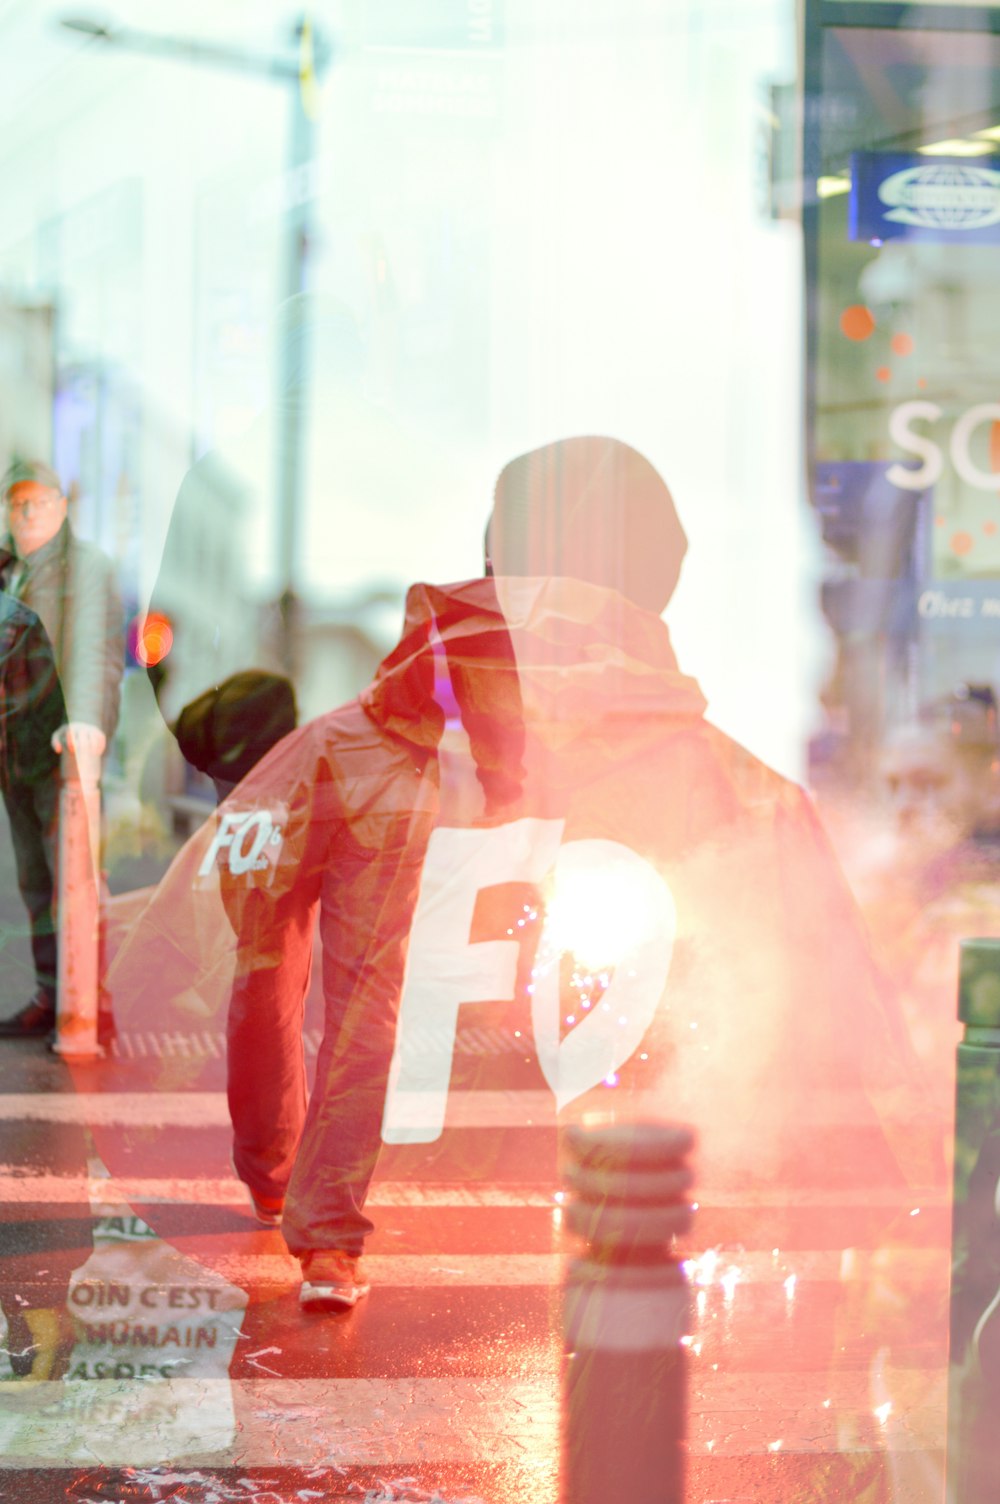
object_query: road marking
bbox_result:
[0,1173,562,1207]
[185,1253,562,1287]
[372,1182,557,1207]
[0,1090,557,1128]
[0,1373,946,1467]
[0,1232,949,1291]
[145,1249,950,1289]
[0,1089,958,1162]
[0,1164,948,1213]
[107,1025,524,1061]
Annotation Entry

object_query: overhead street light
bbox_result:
[59,14,326,83]
[61,18,113,39]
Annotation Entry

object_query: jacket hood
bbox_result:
[361,575,707,779]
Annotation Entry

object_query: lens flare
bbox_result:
[131,612,174,668]
[541,852,671,972]
[530,839,676,1112]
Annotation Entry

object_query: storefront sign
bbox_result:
[917,581,1000,629]
[850,152,1000,244]
[888,401,1000,491]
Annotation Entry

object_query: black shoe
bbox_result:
[0,992,57,1038]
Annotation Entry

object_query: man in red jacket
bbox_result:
[107,436,924,1312]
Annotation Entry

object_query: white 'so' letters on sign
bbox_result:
[887,399,1000,492]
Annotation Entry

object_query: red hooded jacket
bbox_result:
[105,574,925,1208]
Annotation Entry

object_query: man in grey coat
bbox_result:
[0,460,123,1037]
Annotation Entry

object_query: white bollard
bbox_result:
[52,750,103,1058]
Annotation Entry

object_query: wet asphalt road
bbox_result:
[0,873,949,1503]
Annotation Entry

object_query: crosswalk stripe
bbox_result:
[0,1168,948,1211]
[107,1025,524,1061]
[0,1088,955,1145]
[373,1182,556,1207]
[0,1374,946,1466]
[0,1090,556,1128]
[143,1249,950,1288]
[0,1248,944,1290]
[157,1253,562,1286]
[0,1173,563,1207]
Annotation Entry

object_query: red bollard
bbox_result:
[561,1121,696,1504]
[51,751,103,1058]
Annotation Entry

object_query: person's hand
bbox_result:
[51,722,107,759]
[52,722,107,783]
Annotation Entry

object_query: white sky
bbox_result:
[0,0,819,775]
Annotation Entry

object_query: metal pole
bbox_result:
[58,12,333,678]
[52,750,102,1058]
[946,937,1000,1503]
[561,1121,696,1504]
[274,19,318,680]
[60,15,303,80]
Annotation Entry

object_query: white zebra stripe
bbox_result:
[0,1088,951,1144]
[0,1090,555,1128]
[0,1373,946,1467]
[107,1026,523,1061]
[0,1241,950,1289]
[0,1172,561,1208]
[0,1166,947,1212]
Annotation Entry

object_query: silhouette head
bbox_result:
[486,436,687,614]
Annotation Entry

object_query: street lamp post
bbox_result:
[60,11,333,673]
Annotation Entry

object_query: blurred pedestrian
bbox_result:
[0,460,123,1038]
[0,591,66,784]
[173,670,298,802]
[857,689,1000,1108]
[0,593,68,996]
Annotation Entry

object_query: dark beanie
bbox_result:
[173,671,298,784]
[486,436,686,614]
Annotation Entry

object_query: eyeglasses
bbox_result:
[5,491,62,515]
